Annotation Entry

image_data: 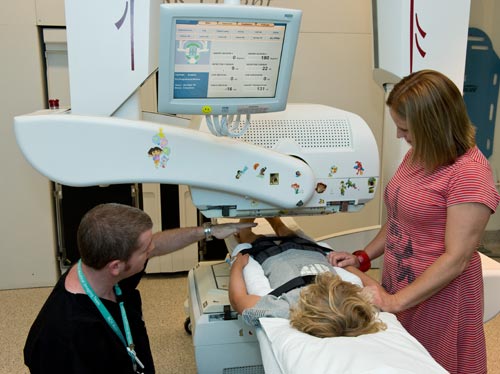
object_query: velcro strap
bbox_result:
[268,275,316,297]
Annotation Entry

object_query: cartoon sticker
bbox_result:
[257,166,267,178]
[368,177,377,193]
[315,182,327,194]
[291,183,301,194]
[148,128,170,168]
[270,173,279,185]
[353,161,364,175]
[235,166,248,179]
[339,179,358,195]
[328,165,338,176]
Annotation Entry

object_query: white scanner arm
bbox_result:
[14,111,316,210]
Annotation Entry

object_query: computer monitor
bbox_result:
[158,4,302,116]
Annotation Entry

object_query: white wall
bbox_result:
[0,2,58,289]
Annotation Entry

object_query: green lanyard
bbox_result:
[77,260,144,372]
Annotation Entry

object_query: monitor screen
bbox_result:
[158,4,302,116]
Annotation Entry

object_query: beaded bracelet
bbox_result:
[353,250,371,272]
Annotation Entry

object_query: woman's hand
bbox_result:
[363,284,401,313]
[327,251,359,268]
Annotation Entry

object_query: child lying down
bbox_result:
[228,217,386,338]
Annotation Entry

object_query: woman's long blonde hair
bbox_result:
[289,272,386,338]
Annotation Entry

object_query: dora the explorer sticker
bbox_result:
[148,128,171,168]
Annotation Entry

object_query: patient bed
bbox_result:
[186,218,500,373]
[187,259,448,374]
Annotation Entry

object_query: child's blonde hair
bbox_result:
[290,272,386,338]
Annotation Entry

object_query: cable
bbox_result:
[204,114,252,137]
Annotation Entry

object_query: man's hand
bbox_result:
[212,222,257,239]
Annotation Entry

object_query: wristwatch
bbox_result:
[203,222,213,241]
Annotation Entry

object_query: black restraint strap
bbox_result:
[268,275,316,297]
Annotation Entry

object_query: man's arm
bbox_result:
[228,253,261,314]
[149,222,256,258]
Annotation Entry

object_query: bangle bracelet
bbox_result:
[203,222,213,241]
[353,250,371,272]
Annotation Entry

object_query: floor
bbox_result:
[1,270,500,374]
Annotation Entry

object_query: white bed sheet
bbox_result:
[258,313,447,374]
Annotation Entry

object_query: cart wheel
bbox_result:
[184,317,192,335]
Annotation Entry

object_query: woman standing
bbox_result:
[329,70,500,374]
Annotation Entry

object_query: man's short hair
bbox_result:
[77,203,153,269]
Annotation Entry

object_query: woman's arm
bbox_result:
[375,203,491,313]
[344,265,390,308]
[327,223,387,268]
[228,253,261,314]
